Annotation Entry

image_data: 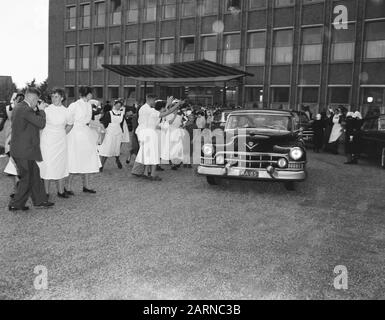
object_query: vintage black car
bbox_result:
[361,114,385,169]
[197,110,307,190]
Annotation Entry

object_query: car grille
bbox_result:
[234,154,283,169]
[201,153,306,170]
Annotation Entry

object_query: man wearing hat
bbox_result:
[8,87,54,211]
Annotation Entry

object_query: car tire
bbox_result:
[284,182,296,191]
[206,176,218,185]
[381,148,385,169]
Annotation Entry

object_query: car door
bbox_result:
[361,117,379,157]
[377,116,385,155]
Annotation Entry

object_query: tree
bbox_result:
[22,78,51,103]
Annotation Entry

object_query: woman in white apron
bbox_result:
[99,100,125,171]
[328,109,343,154]
[66,87,101,195]
[38,89,71,198]
[169,113,184,170]
[3,94,24,198]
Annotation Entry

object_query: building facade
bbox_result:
[49,0,385,116]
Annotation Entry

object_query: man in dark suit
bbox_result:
[8,87,54,211]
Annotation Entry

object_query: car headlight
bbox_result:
[216,155,225,165]
[202,144,214,156]
[277,158,288,168]
[290,147,304,160]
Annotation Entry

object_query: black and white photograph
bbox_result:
[0,0,385,306]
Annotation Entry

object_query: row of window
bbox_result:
[65,20,385,70]
[63,85,385,116]
[66,0,383,29]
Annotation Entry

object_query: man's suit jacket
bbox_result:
[10,101,46,161]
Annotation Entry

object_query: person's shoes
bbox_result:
[35,202,55,209]
[156,165,164,172]
[116,159,123,169]
[9,206,29,212]
[150,176,162,181]
[83,187,96,194]
[126,156,131,164]
[64,189,75,196]
[58,192,70,199]
[100,166,104,173]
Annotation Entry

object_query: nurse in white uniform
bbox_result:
[99,100,125,171]
[169,112,184,170]
[66,86,101,195]
[38,88,71,198]
[136,95,184,181]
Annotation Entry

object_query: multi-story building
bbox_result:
[49,0,385,116]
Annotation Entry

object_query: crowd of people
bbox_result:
[304,106,364,165]
[0,86,223,211]
[0,86,370,211]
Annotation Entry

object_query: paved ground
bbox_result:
[0,150,384,300]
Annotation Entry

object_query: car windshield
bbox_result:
[226,114,292,131]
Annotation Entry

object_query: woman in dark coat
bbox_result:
[312,114,325,153]
[345,112,363,164]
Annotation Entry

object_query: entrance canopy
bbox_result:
[102,60,253,83]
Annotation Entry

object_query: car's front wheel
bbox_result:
[206,176,219,185]
[381,147,385,169]
[284,182,296,191]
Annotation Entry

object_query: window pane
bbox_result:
[224,34,241,65]
[81,4,91,28]
[143,40,155,64]
[332,25,355,62]
[67,6,76,30]
[94,44,105,69]
[127,0,139,23]
[144,0,157,21]
[160,39,175,64]
[249,0,266,9]
[329,87,350,104]
[110,43,121,64]
[365,21,385,59]
[201,0,219,15]
[302,87,319,103]
[273,30,293,64]
[247,32,266,65]
[95,2,106,27]
[125,42,137,64]
[111,0,122,25]
[162,0,176,19]
[201,36,217,62]
[80,46,90,69]
[182,0,195,17]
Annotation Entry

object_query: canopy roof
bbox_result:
[103,60,253,83]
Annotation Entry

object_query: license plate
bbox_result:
[242,170,259,178]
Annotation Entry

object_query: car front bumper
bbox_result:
[197,166,307,181]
